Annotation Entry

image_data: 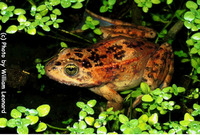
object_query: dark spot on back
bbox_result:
[74,49,82,52]
[100,55,107,59]
[106,44,122,53]
[55,61,61,66]
[75,53,83,58]
[114,50,125,60]
[82,59,92,68]
[87,49,92,52]
[66,53,71,56]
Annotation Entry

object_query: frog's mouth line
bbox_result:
[45,70,94,88]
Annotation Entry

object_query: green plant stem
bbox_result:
[26,0,36,6]
[169,111,171,122]
[46,123,69,131]
[155,15,175,44]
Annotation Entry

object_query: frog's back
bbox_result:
[70,36,158,90]
[78,37,158,68]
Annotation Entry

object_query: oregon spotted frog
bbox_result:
[45,10,174,110]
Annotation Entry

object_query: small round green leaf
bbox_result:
[82,24,89,30]
[6,119,16,128]
[151,0,161,4]
[72,2,83,9]
[193,103,200,110]
[140,82,151,94]
[119,114,129,124]
[17,106,26,113]
[184,21,192,29]
[42,25,51,32]
[148,113,158,125]
[0,2,7,10]
[190,47,198,54]
[46,21,53,25]
[79,110,87,120]
[49,0,61,6]
[21,118,31,126]
[53,8,61,15]
[94,28,102,35]
[130,119,139,126]
[87,99,97,107]
[167,0,173,5]
[61,0,71,8]
[191,32,200,40]
[108,0,116,5]
[186,1,198,10]
[76,102,85,108]
[79,121,87,129]
[50,14,57,21]
[14,8,26,15]
[2,16,9,23]
[17,126,29,134]
[138,114,148,123]
[99,112,107,120]
[36,104,50,117]
[180,120,190,126]
[26,115,39,125]
[191,58,198,68]
[84,106,94,115]
[97,126,107,134]
[17,14,27,22]
[142,94,153,102]
[40,9,49,16]
[7,6,15,12]
[163,94,172,100]
[53,22,59,28]
[184,11,195,21]
[94,121,102,128]
[42,16,50,22]
[28,28,36,35]
[56,19,64,23]
[37,5,47,12]
[0,118,7,128]
[31,5,37,11]
[184,113,194,121]
[146,1,152,8]
[92,20,100,26]
[6,25,18,34]
[100,6,108,13]
[35,122,47,132]
[142,6,149,13]
[35,13,42,20]
[60,42,68,48]
[11,109,22,118]
[85,116,95,126]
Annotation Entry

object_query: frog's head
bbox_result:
[45,48,97,87]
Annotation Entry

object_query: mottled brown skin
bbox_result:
[45,12,174,111]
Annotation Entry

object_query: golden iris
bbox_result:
[65,64,79,76]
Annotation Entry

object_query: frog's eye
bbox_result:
[65,64,79,76]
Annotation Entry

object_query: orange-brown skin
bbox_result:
[45,11,174,111]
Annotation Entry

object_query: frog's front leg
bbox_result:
[142,42,174,90]
[90,85,123,111]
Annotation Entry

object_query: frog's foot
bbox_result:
[90,85,124,111]
[142,42,174,90]
[107,100,123,111]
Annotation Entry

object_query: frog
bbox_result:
[45,10,174,111]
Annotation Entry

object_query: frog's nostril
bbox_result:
[55,61,61,66]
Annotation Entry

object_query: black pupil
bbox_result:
[68,67,74,71]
